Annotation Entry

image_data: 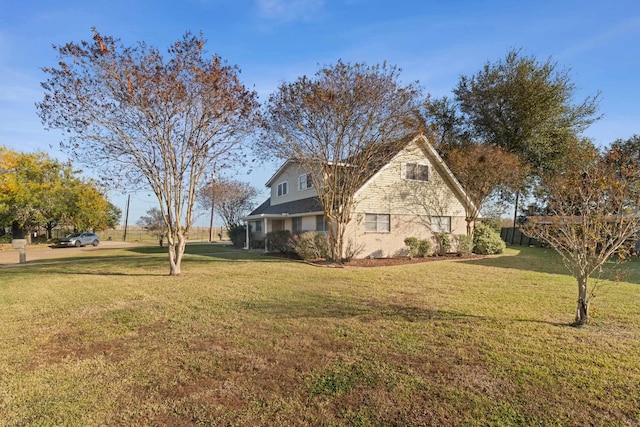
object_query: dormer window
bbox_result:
[403,163,429,181]
[277,181,288,197]
[299,173,313,191]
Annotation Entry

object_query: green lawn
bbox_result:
[1,245,639,426]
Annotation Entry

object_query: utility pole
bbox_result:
[123,194,130,241]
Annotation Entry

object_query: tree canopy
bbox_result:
[0,146,116,238]
[445,143,527,235]
[259,60,422,261]
[451,48,601,174]
[38,30,261,275]
[198,178,257,229]
[136,207,166,240]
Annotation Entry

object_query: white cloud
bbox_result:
[255,0,325,23]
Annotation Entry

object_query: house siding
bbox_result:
[345,214,467,258]
[346,139,468,258]
[354,141,465,217]
[247,134,473,259]
[269,163,318,206]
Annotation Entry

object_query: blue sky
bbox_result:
[1,0,639,224]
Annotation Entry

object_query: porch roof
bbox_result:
[243,196,324,220]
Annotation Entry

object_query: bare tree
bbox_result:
[446,143,527,235]
[136,207,166,243]
[260,60,421,261]
[522,143,640,326]
[38,30,261,275]
[198,178,257,228]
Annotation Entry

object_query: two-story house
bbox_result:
[243,133,475,258]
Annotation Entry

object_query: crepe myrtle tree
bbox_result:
[445,143,527,236]
[38,30,261,275]
[197,178,257,228]
[522,142,640,326]
[260,60,422,261]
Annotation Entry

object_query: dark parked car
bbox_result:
[57,232,100,247]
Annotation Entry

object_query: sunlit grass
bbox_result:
[0,245,639,425]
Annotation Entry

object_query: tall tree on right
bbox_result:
[522,142,640,326]
[453,48,601,172]
[425,49,601,221]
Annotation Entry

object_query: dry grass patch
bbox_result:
[0,245,639,425]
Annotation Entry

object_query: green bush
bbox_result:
[404,237,431,258]
[227,224,246,248]
[417,239,432,257]
[266,230,293,254]
[453,234,473,256]
[292,232,329,260]
[473,223,506,255]
[434,233,451,255]
[480,217,503,234]
[404,237,419,258]
[250,238,265,250]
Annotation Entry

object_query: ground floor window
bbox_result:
[292,217,303,233]
[254,221,263,233]
[430,216,451,233]
[272,219,284,232]
[316,215,328,232]
[365,213,390,232]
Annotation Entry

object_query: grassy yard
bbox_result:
[0,245,639,426]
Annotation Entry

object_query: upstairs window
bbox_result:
[299,173,314,190]
[404,163,429,181]
[365,213,390,232]
[277,181,288,197]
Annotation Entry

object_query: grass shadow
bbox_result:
[462,246,640,284]
[242,292,576,329]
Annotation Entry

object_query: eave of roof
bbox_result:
[243,196,324,220]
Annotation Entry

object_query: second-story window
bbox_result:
[277,181,288,197]
[404,163,429,181]
[299,173,313,190]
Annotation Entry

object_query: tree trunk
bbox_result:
[466,217,473,237]
[574,276,590,326]
[167,231,186,276]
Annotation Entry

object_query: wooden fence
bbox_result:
[500,227,544,247]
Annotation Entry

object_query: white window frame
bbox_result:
[365,213,390,232]
[298,173,313,191]
[403,162,429,181]
[254,221,263,233]
[431,216,451,233]
[277,181,288,197]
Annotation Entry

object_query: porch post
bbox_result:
[244,220,249,250]
[264,217,269,253]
